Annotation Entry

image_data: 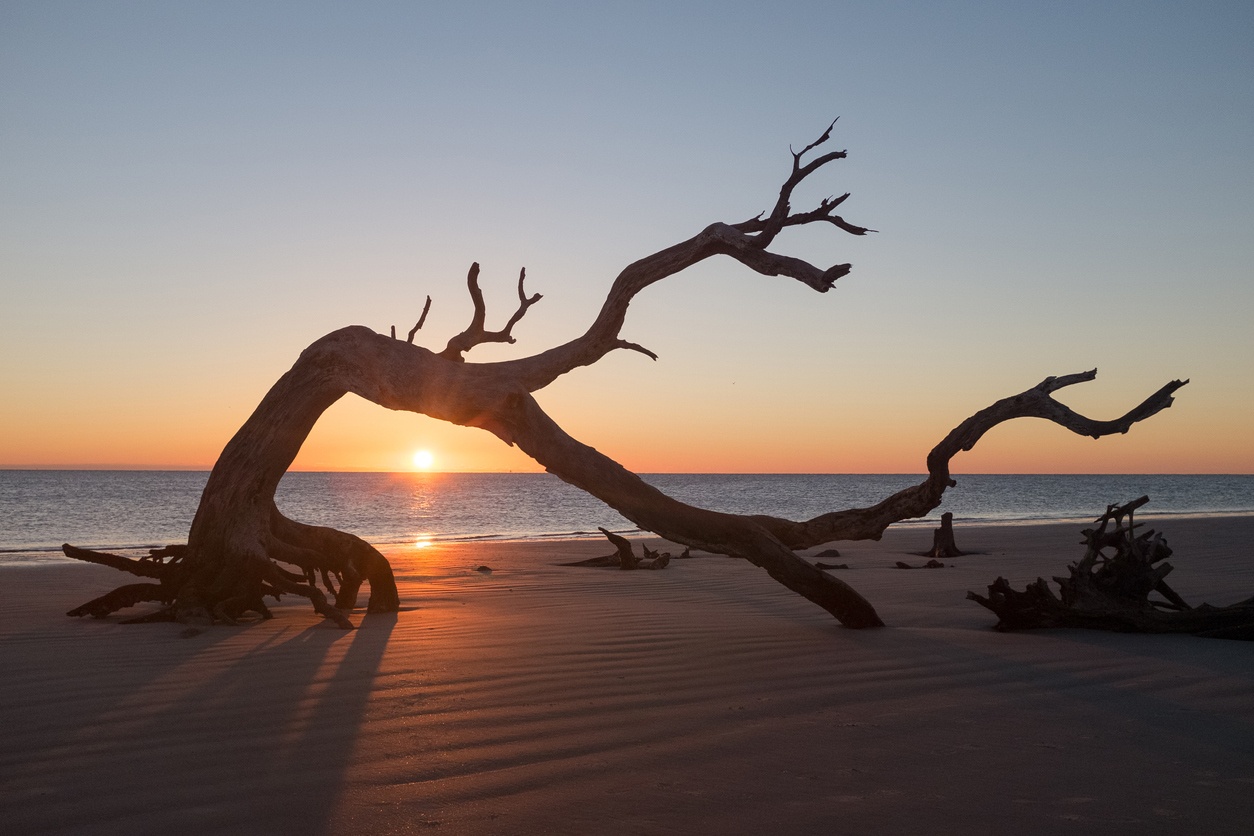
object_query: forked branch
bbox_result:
[732,118,874,247]
[498,121,873,393]
[440,263,542,361]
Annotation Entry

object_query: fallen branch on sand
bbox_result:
[968,497,1254,640]
[558,529,685,569]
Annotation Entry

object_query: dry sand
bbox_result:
[2,516,1252,835]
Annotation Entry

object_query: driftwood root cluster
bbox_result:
[64,513,398,629]
[968,497,1254,639]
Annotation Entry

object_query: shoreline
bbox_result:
[7,509,1254,567]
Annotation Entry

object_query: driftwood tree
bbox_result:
[64,122,1187,630]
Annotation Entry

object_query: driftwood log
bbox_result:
[968,497,1254,639]
[63,121,1187,630]
[558,529,680,569]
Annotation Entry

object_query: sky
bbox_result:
[1,1,1252,474]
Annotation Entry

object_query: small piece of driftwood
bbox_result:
[558,529,677,569]
[895,559,946,569]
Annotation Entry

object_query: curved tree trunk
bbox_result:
[63,122,1187,630]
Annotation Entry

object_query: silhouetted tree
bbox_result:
[64,122,1186,629]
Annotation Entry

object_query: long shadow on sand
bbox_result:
[4,608,396,835]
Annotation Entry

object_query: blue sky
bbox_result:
[2,1,1252,472]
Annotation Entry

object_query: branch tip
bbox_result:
[407,295,433,343]
[616,339,658,361]
[440,263,543,361]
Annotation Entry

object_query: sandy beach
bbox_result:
[2,516,1252,834]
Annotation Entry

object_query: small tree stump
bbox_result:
[926,512,964,559]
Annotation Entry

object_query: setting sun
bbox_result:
[412,449,435,470]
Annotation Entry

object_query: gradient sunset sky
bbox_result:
[2,2,1251,474]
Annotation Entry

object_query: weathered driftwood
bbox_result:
[64,122,1186,630]
[968,497,1254,639]
[559,529,679,569]
[926,512,965,559]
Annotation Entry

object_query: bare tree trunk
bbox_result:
[927,513,964,559]
[63,122,1186,630]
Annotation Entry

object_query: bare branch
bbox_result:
[749,372,1189,548]
[734,194,874,237]
[615,339,658,360]
[752,120,859,248]
[440,264,543,361]
[406,296,432,343]
[795,117,837,159]
[492,122,868,394]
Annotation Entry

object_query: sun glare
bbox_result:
[412,449,435,470]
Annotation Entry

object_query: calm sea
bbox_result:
[1,471,1251,564]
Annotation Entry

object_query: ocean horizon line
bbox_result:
[2,467,1251,477]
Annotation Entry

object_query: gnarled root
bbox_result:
[63,509,398,629]
[968,498,1254,639]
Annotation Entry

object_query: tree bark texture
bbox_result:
[64,122,1187,630]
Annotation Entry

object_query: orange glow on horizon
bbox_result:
[2,370,1247,475]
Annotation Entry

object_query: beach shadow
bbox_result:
[4,607,398,835]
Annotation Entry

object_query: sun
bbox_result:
[412,449,435,471]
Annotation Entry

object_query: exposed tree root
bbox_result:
[64,502,397,629]
[969,497,1254,639]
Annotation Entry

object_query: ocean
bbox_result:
[1,471,1251,564]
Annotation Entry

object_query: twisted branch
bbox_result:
[61,120,1188,632]
[749,372,1189,547]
